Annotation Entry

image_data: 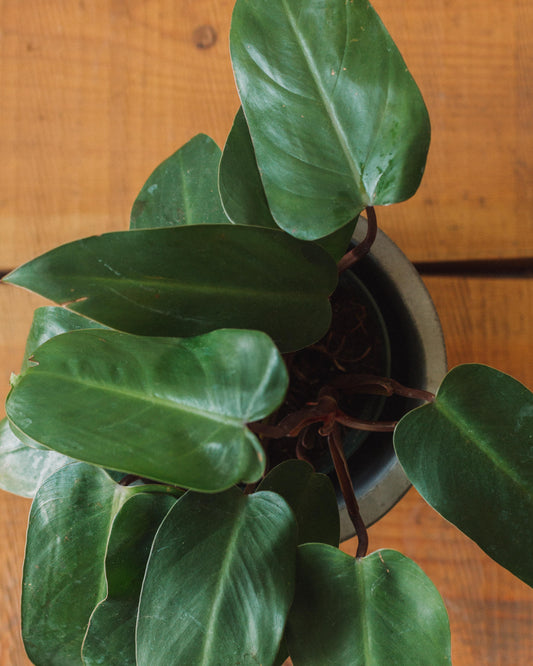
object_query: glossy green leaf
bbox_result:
[4,224,337,352]
[21,462,175,665]
[219,107,280,230]
[14,306,110,458]
[230,0,430,239]
[82,492,178,665]
[137,487,297,666]
[258,459,340,546]
[0,307,109,495]
[317,217,359,263]
[286,544,451,665]
[219,107,357,260]
[394,363,533,588]
[0,417,72,497]
[7,328,287,491]
[130,134,229,228]
[22,306,108,374]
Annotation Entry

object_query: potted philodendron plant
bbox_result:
[1,0,532,664]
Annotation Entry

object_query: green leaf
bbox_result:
[286,544,451,665]
[130,134,229,228]
[7,328,287,491]
[394,363,533,588]
[4,224,337,352]
[137,487,297,666]
[0,307,109,493]
[258,459,340,546]
[22,305,108,373]
[82,492,178,665]
[219,107,357,260]
[0,417,72,497]
[18,306,110,457]
[21,462,176,666]
[219,107,280,231]
[316,217,359,263]
[230,0,430,239]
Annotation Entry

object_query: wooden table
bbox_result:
[1,2,532,664]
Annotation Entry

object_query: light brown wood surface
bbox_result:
[0,0,532,265]
[0,1,532,664]
[372,0,533,261]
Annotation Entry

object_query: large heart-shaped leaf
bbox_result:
[394,363,533,588]
[130,134,229,229]
[230,0,430,239]
[137,487,297,666]
[82,492,178,665]
[21,462,177,666]
[219,107,357,260]
[258,459,340,546]
[7,328,287,491]
[286,544,451,665]
[4,224,337,352]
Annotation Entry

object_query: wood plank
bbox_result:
[1,0,532,267]
[424,275,533,389]
[0,0,239,267]
[0,494,30,666]
[371,0,533,262]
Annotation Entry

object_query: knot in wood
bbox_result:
[193,25,217,50]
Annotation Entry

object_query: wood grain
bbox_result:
[0,493,30,666]
[371,0,533,262]
[425,275,533,389]
[0,0,239,267]
[1,0,532,266]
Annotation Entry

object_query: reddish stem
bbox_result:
[248,395,337,439]
[326,373,436,403]
[335,412,397,432]
[327,423,368,558]
[248,390,400,439]
[119,474,140,486]
[337,206,378,273]
[295,427,315,464]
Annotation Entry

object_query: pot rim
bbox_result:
[338,220,447,540]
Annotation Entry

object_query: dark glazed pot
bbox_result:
[338,222,447,541]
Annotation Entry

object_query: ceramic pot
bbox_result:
[338,222,447,540]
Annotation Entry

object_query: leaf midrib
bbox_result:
[199,502,248,663]
[281,0,366,197]
[435,399,533,499]
[23,272,329,305]
[356,562,374,666]
[20,369,245,428]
